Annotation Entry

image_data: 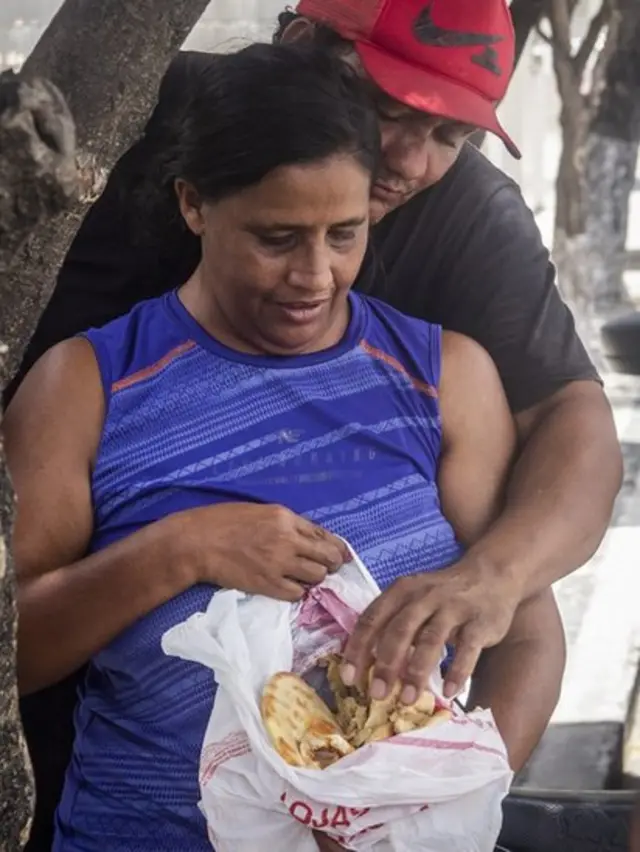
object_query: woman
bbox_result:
[5,44,559,852]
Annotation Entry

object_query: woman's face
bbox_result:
[177,154,371,356]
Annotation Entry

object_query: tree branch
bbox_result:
[535,20,554,46]
[547,0,574,61]
[0,0,211,389]
[573,0,611,77]
[587,2,622,114]
[0,71,77,270]
[509,0,547,62]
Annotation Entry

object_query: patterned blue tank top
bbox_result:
[54,290,464,851]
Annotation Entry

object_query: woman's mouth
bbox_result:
[274,300,328,324]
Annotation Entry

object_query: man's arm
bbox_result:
[469,379,621,600]
[467,588,565,773]
[432,154,622,594]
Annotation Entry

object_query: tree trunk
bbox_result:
[0,2,210,849]
[585,0,640,311]
[551,0,640,359]
[0,72,77,852]
[0,0,211,390]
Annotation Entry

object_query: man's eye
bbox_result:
[434,128,460,149]
[376,107,403,123]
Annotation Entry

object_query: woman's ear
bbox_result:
[175,179,205,236]
[280,16,315,43]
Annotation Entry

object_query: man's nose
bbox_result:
[381,125,432,183]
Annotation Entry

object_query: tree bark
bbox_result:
[0,0,211,390]
[0,2,210,849]
[585,0,640,311]
[0,72,77,852]
[548,0,640,359]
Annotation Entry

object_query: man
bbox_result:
[11,0,620,848]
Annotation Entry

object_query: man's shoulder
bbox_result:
[448,142,518,196]
[372,144,542,314]
[409,144,524,229]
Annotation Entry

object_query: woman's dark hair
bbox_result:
[135,43,379,251]
[175,43,378,203]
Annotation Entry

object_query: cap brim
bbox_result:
[356,41,521,160]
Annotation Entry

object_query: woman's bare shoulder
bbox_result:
[4,337,105,463]
[441,330,500,389]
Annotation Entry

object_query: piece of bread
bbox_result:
[261,672,354,769]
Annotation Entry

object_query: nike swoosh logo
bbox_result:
[413,2,504,49]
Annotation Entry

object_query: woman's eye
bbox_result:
[258,233,295,249]
[329,229,356,245]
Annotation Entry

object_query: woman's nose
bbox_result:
[286,250,333,293]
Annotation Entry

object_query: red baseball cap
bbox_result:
[295,0,520,158]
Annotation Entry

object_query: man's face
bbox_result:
[280,20,477,223]
[368,88,475,223]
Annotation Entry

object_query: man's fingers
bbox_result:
[345,579,438,697]
[441,624,485,698]
[399,618,457,702]
[372,611,451,704]
[341,592,403,686]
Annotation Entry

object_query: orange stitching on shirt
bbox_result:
[360,340,438,399]
[111,340,197,394]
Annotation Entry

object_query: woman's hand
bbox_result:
[182,502,350,601]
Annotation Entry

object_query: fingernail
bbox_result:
[400,685,417,705]
[370,678,387,700]
[341,663,356,686]
[444,680,458,698]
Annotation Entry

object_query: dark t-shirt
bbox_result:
[11,50,597,413]
[17,50,597,852]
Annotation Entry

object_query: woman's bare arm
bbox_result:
[5,339,197,694]
[438,330,516,545]
[439,331,564,770]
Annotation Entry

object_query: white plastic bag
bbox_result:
[162,548,513,852]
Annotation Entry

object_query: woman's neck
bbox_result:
[178,267,351,357]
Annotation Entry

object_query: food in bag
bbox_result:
[262,671,354,769]
[162,549,513,852]
[262,654,452,769]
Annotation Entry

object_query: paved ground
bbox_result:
[519,374,640,790]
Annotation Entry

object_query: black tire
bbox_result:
[601,312,640,376]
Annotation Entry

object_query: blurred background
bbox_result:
[2,0,640,796]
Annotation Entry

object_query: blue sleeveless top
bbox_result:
[54,290,464,851]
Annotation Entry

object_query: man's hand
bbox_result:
[341,558,521,702]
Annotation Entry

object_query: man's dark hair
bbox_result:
[137,43,378,243]
[273,8,351,51]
